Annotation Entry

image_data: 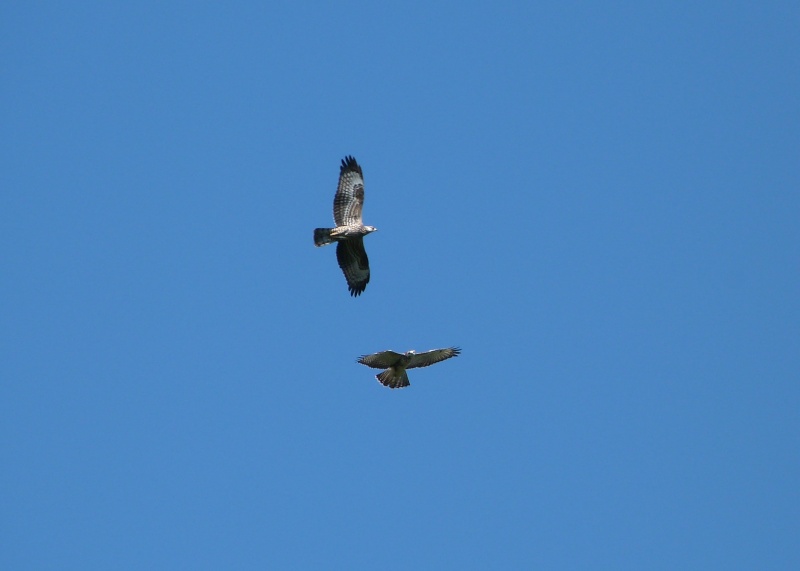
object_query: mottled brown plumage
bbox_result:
[357,347,461,389]
[314,156,377,296]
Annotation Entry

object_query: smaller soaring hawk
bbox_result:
[357,347,461,389]
[314,156,377,297]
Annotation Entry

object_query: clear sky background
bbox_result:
[2,2,798,569]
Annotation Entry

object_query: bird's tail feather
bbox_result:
[377,369,410,389]
[314,228,334,247]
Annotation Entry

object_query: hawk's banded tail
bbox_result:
[376,369,411,389]
[314,228,334,247]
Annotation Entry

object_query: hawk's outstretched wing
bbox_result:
[335,237,370,297]
[357,350,404,369]
[407,347,461,369]
[333,156,365,227]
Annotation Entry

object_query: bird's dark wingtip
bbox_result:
[349,286,366,297]
[340,155,362,175]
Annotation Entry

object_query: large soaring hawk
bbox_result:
[357,347,461,389]
[314,156,377,297]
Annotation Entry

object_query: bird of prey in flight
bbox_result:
[314,156,377,297]
[357,347,461,389]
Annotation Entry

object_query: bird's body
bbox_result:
[314,224,373,244]
[357,347,461,389]
[314,156,377,297]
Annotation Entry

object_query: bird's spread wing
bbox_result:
[406,347,461,369]
[358,350,404,369]
[336,237,370,296]
[333,156,365,227]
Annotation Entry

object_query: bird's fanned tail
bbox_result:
[314,228,333,246]
[376,369,410,389]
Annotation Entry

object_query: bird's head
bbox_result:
[364,226,378,234]
[405,350,416,356]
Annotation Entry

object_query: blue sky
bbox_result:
[2,1,798,568]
